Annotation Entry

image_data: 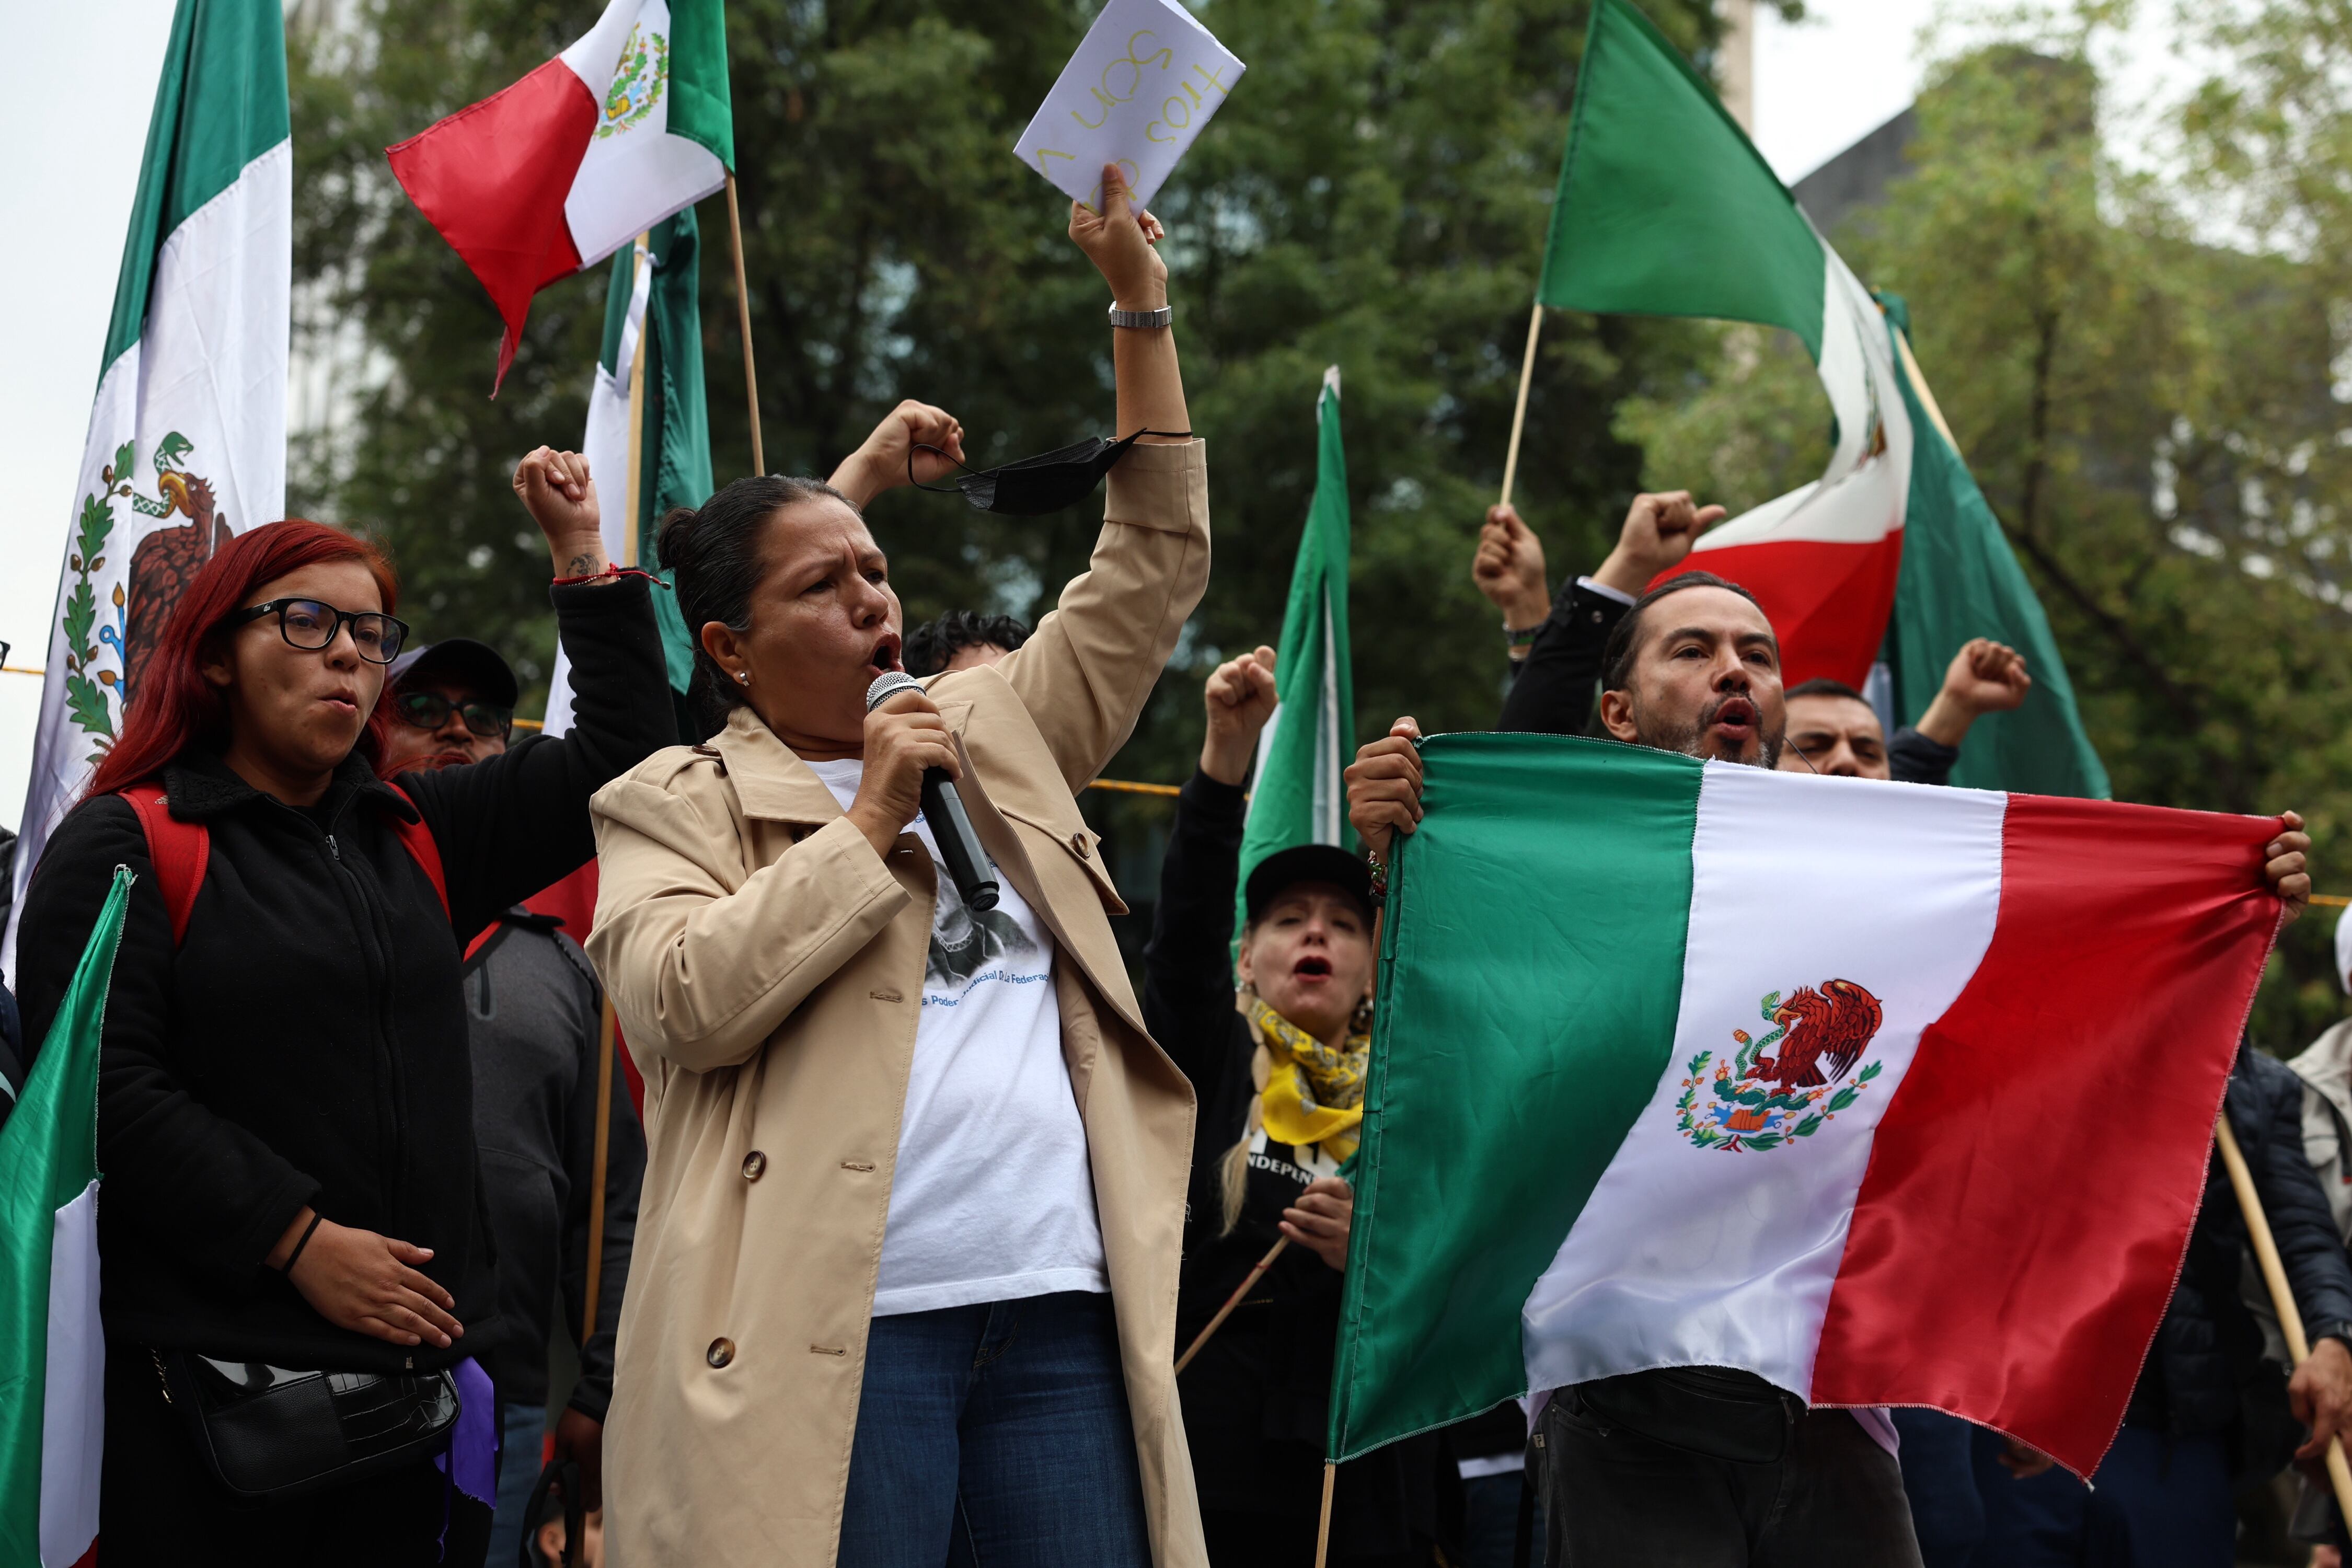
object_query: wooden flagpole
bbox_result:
[581,232,652,1346]
[724,175,765,475]
[2216,1115,2352,1524]
[1312,1461,1338,1568]
[1497,301,1545,510]
[1173,1237,1287,1375]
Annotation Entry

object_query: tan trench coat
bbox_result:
[586,441,1212,1566]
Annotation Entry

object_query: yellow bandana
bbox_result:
[1250,997,1370,1162]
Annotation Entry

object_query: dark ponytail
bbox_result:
[658,474,857,738]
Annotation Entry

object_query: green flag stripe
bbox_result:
[1237,373,1353,922]
[666,0,735,171]
[1537,0,1823,359]
[638,210,712,693]
[1880,301,2109,799]
[102,0,290,373]
[1329,735,1701,1460]
[0,870,132,1562]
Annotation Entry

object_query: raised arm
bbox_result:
[398,447,674,938]
[993,165,1208,787]
[1144,649,1276,1091]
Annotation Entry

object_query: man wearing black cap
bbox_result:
[382,638,646,1564]
[1145,646,1465,1567]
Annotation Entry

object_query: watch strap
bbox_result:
[1107,302,1173,330]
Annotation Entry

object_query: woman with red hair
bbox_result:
[15,447,672,1563]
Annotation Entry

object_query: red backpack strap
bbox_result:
[383,781,450,921]
[121,783,207,948]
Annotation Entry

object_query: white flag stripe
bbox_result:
[1690,249,1912,552]
[39,1180,103,1568]
[558,0,726,273]
[1313,604,1341,846]
[6,141,291,970]
[544,240,652,738]
[1520,765,2005,1400]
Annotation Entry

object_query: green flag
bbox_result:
[1882,298,2110,797]
[546,207,713,733]
[1,868,132,1568]
[1537,0,1823,354]
[1238,368,1355,918]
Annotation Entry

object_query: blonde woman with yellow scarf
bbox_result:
[1144,648,1463,1568]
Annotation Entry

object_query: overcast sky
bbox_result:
[0,0,2053,829]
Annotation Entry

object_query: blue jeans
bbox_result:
[1894,1408,1986,1568]
[488,1400,547,1568]
[839,1291,1150,1568]
[1970,1423,2230,1568]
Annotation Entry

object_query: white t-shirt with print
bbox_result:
[804,760,1108,1316]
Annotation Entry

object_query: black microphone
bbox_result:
[865,671,1000,912]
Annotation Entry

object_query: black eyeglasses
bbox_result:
[393,689,513,739]
[232,599,411,665]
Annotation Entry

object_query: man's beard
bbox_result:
[1633,693,1783,769]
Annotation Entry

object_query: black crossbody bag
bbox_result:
[154,1350,461,1503]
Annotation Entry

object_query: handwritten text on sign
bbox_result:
[1014,0,1247,214]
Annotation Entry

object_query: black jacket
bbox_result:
[1498,579,1959,782]
[464,909,643,1420]
[16,577,668,1375]
[1146,771,1459,1559]
[2130,1045,2352,1447]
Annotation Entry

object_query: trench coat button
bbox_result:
[706,1338,734,1368]
[742,1150,766,1181]
[1071,832,1091,860]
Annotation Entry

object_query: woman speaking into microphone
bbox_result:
[586,166,1209,1566]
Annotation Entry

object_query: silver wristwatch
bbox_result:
[1107,302,1173,330]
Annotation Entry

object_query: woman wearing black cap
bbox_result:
[1146,648,1461,1567]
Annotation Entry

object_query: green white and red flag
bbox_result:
[1237,367,1355,921]
[0,868,132,1568]
[5,0,288,973]
[386,0,732,389]
[1330,735,2280,1477]
[1537,0,2105,797]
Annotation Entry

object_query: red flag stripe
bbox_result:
[1655,532,1904,691]
[1811,793,2281,1474]
[385,59,597,392]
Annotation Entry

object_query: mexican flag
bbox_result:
[4,0,288,972]
[543,207,709,737]
[1237,368,1355,910]
[1539,0,1910,692]
[0,868,133,1568]
[387,0,732,390]
[1330,734,2280,1476]
[1537,0,2106,796]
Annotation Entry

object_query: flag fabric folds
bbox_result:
[1237,367,1356,918]
[387,0,732,389]
[1882,298,2111,798]
[1538,0,1911,691]
[0,868,133,1568]
[543,209,709,738]
[1328,734,2278,1477]
[5,0,289,973]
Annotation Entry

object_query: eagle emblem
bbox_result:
[595,24,669,140]
[60,433,233,760]
[1674,979,1886,1152]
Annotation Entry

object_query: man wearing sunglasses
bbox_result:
[381,638,519,773]
[379,633,645,1560]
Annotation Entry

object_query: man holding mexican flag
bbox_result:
[1341,568,2340,1564]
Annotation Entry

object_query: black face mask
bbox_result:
[909,429,1189,517]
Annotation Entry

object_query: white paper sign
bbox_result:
[1014,0,1246,214]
